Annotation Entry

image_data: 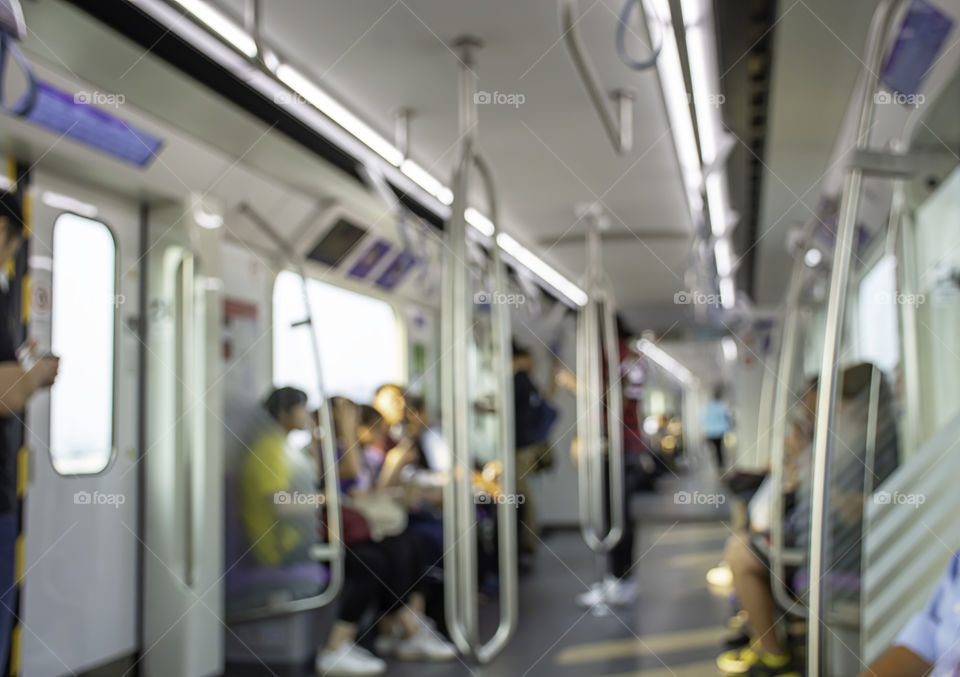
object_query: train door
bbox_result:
[20,174,141,676]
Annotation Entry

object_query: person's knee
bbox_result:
[725,532,747,565]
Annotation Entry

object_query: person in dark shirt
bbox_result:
[512,341,559,555]
[0,192,59,669]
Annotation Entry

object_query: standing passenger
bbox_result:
[704,385,733,472]
[0,192,59,670]
[512,341,559,556]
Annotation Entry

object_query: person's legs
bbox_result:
[0,512,18,669]
[515,445,540,553]
[710,437,725,470]
[609,461,636,580]
[372,532,455,661]
[725,532,784,656]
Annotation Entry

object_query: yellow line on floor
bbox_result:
[595,659,720,677]
[556,626,729,665]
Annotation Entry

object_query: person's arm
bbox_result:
[855,646,932,677]
[862,552,960,677]
[333,400,361,481]
[0,358,58,417]
[376,438,417,489]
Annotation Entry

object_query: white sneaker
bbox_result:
[575,580,608,608]
[604,577,639,607]
[394,622,458,662]
[372,632,399,657]
[576,575,620,607]
[315,643,386,676]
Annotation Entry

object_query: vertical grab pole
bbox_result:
[807,2,903,674]
[443,34,481,658]
[577,210,623,553]
[238,204,344,605]
[473,154,519,662]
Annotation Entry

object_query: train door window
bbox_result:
[273,271,403,406]
[50,213,116,475]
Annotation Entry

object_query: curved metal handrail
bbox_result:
[767,257,810,617]
[442,37,518,663]
[560,0,635,154]
[576,215,624,554]
[227,203,344,624]
[806,1,908,674]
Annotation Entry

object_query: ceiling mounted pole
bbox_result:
[441,33,518,664]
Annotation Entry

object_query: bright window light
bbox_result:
[273,272,403,406]
[50,214,116,475]
[172,0,258,58]
[495,232,587,306]
[276,64,404,167]
[400,159,454,205]
[465,207,495,237]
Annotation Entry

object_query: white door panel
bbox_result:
[22,174,140,676]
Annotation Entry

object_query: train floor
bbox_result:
[227,472,736,677]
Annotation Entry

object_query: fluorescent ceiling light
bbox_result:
[172,0,258,58]
[636,338,695,384]
[276,64,404,167]
[680,0,722,165]
[42,191,98,218]
[719,276,736,309]
[400,159,454,206]
[643,0,703,217]
[721,335,738,362]
[804,247,823,267]
[496,232,587,306]
[705,171,729,236]
[194,205,223,229]
[465,207,495,237]
[714,237,733,277]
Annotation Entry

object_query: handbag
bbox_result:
[346,493,408,542]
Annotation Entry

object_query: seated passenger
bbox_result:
[328,397,456,671]
[239,388,385,676]
[240,387,321,568]
[719,364,899,676]
[856,549,960,677]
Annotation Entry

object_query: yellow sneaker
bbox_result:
[717,642,792,675]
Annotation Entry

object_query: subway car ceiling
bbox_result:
[10,0,742,332]
[6,0,959,329]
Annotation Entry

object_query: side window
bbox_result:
[50,213,117,475]
[273,271,403,405]
[857,254,900,374]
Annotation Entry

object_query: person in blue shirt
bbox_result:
[703,385,733,471]
[857,549,960,677]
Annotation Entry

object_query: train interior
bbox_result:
[0,0,956,675]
